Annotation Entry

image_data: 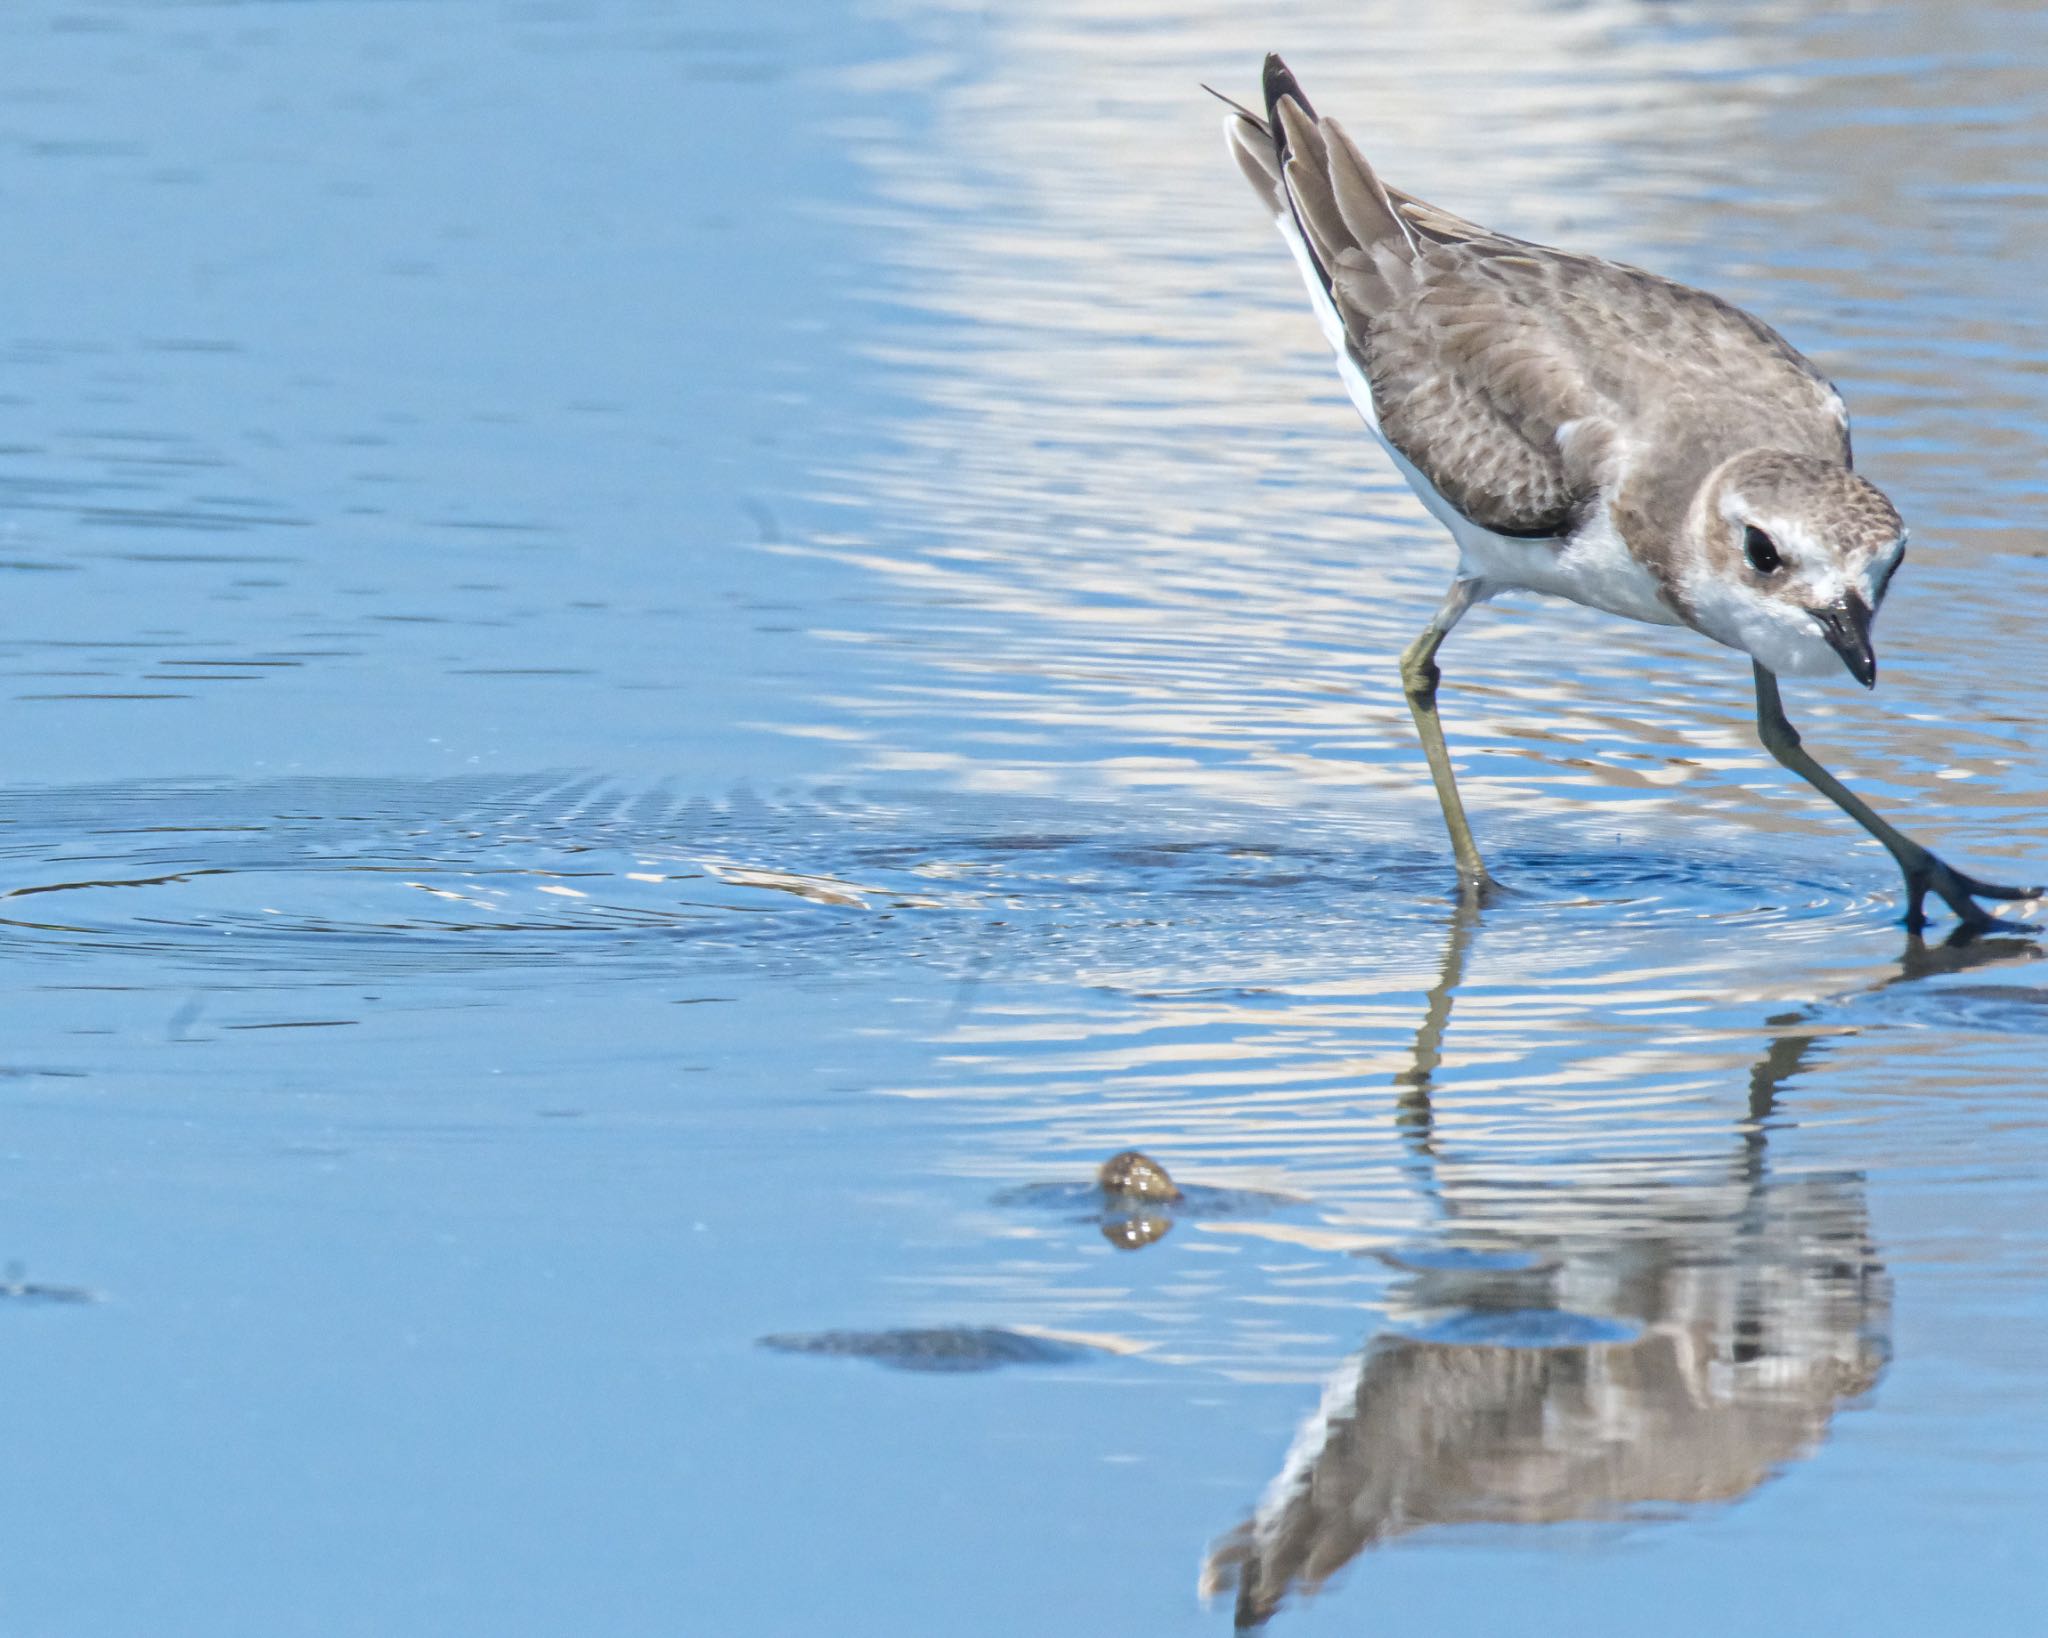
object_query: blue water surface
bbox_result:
[1,2,2045,1635]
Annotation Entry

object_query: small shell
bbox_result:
[1096,1149,1182,1204]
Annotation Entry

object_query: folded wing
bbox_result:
[1227,56,1847,544]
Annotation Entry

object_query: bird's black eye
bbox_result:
[1744,525,1783,574]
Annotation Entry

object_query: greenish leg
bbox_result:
[1401,579,1497,899]
[1752,662,2042,934]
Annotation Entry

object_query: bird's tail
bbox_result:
[1220,54,1420,316]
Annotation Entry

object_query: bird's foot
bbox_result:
[1903,855,2044,937]
[1456,866,1512,907]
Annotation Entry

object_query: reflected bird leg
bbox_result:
[1751,662,2044,934]
[1391,892,1480,1169]
[1400,577,1498,898]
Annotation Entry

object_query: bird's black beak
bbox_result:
[1811,593,1877,688]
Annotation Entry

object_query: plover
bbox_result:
[1222,55,2039,932]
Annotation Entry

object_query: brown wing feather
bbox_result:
[1371,242,1849,540]
[1265,72,1587,536]
[1248,58,1850,543]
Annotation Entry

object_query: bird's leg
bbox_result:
[1751,662,2042,933]
[1400,578,1497,899]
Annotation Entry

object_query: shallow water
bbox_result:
[2,1,2045,1633]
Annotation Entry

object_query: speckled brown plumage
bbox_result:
[1233,61,1850,556]
[1217,56,2041,931]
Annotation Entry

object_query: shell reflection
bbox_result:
[999,1150,1305,1253]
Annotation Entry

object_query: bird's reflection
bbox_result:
[1203,912,2028,1630]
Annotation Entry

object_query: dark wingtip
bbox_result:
[1263,53,1306,106]
[1261,53,1313,157]
[1201,82,1266,132]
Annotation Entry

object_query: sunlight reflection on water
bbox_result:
[0,1,2044,1634]
[800,0,2047,870]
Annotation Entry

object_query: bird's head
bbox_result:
[1680,449,1906,687]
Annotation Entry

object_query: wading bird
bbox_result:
[1221,55,2039,932]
